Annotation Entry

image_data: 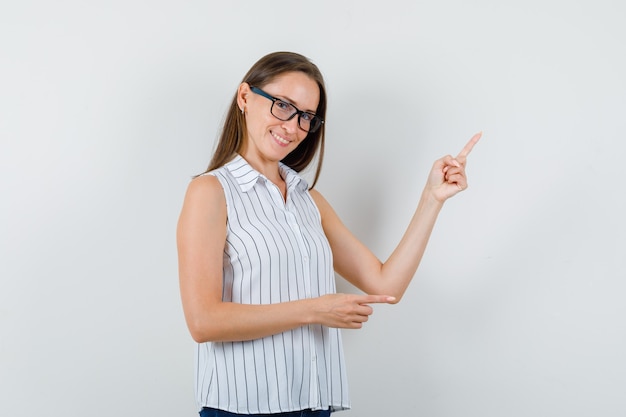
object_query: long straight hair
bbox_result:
[202,52,327,188]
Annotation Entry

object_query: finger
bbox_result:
[359,294,396,304]
[441,155,461,168]
[446,173,467,189]
[444,165,464,177]
[457,132,482,159]
[356,305,373,317]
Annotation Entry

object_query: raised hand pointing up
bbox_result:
[428,132,482,202]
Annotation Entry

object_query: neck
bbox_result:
[241,153,287,202]
[239,152,283,183]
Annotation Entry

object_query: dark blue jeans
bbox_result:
[199,407,331,417]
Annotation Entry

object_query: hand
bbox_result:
[427,132,482,202]
[313,293,396,329]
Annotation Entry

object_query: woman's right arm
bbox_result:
[176,175,393,343]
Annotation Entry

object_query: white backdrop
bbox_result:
[1,1,625,416]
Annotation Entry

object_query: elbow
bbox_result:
[387,288,408,304]
[188,326,210,344]
[388,293,403,304]
[190,331,211,344]
[183,301,233,343]
[187,319,218,343]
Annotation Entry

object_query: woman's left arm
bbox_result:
[312,132,481,302]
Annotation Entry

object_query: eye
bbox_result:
[274,100,292,111]
[300,112,315,122]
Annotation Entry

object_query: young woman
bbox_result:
[177,51,480,416]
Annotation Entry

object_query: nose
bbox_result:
[281,114,300,133]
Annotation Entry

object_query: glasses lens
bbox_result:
[300,115,321,133]
[271,100,297,121]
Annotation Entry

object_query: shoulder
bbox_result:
[308,188,325,206]
[177,175,228,270]
[308,188,334,220]
[185,174,224,202]
[180,174,227,222]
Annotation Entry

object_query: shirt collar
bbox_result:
[225,154,308,193]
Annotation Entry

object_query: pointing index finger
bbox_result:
[360,295,397,304]
[457,132,482,159]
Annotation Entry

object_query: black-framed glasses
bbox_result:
[250,86,324,133]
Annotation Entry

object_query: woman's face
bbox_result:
[238,71,320,166]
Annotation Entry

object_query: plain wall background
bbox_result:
[1,1,625,416]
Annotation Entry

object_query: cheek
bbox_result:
[245,112,270,134]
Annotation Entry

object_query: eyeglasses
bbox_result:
[250,86,324,133]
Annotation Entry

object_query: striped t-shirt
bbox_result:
[195,155,350,414]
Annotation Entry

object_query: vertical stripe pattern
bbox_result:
[195,155,350,414]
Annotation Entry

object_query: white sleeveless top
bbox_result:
[195,155,350,414]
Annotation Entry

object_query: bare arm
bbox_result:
[312,133,482,302]
[176,175,395,343]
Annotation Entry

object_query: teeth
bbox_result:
[272,132,290,145]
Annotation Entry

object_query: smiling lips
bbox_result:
[271,131,293,146]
